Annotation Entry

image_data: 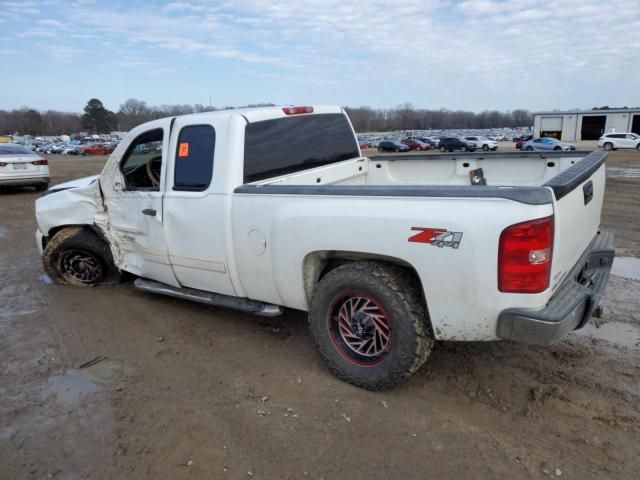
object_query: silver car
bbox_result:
[522,137,576,151]
[0,143,51,191]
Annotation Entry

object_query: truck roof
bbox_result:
[171,105,344,124]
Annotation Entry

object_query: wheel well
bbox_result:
[303,251,427,308]
[45,224,107,250]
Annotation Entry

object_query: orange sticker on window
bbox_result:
[178,142,189,157]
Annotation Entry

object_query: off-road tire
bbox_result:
[43,227,120,287]
[308,262,434,391]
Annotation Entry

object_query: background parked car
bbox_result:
[598,132,640,151]
[401,138,430,151]
[0,143,50,191]
[464,136,498,151]
[61,146,81,155]
[522,137,576,151]
[515,135,534,150]
[417,137,439,148]
[80,143,116,155]
[438,137,476,152]
[378,140,410,152]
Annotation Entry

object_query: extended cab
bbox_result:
[35,105,615,390]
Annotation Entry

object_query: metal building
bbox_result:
[533,108,640,141]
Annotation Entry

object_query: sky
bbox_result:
[1,0,639,113]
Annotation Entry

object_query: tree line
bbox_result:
[0,98,534,136]
[344,104,533,132]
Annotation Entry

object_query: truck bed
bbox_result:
[248,150,603,191]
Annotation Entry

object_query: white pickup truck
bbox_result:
[35,105,614,390]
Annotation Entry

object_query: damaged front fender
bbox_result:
[35,175,111,246]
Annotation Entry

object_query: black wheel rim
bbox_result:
[59,250,104,283]
[327,292,392,366]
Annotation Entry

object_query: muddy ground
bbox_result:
[1,148,639,479]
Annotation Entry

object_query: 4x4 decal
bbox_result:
[408,227,463,249]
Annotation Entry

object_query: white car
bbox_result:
[0,143,50,191]
[35,105,614,390]
[464,136,498,151]
[598,132,640,151]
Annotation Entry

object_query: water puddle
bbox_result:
[575,321,640,349]
[44,371,100,406]
[607,167,640,178]
[611,257,640,281]
[77,357,134,383]
[42,358,133,406]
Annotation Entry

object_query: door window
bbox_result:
[173,125,215,191]
[120,129,164,190]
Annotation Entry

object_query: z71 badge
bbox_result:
[408,228,463,249]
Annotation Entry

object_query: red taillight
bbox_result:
[32,159,48,165]
[498,216,554,293]
[282,106,314,115]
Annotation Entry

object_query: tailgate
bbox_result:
[544,151,607,293]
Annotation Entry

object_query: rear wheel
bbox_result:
[603,142,613,151]
[308,262,434,390]
[461,146,467,152]
[525,146,534,151]
[43,227,120,287]
[439,146,446,152]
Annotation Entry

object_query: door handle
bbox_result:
[142,208,157,216]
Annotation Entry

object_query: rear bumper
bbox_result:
[0,176,50,187]
[497,230,615,346]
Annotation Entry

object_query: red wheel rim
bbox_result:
[327,292,392,366]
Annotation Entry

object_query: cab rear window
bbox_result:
[243,113,359,183]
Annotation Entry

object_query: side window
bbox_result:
[120,129,163,190]
[174,125,215,191]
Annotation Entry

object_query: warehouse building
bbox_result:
[533,108,640,141]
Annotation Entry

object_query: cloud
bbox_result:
[38,19,65,28]
[17,29,57,38]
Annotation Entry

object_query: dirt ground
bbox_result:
[1,148,639,480]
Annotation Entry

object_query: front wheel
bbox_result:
[439,146,446,152]
[308,262,434,390]
[461,146,467,152]
[553,146,562,151]
[43,227,120,286]
[482,145,489,151]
